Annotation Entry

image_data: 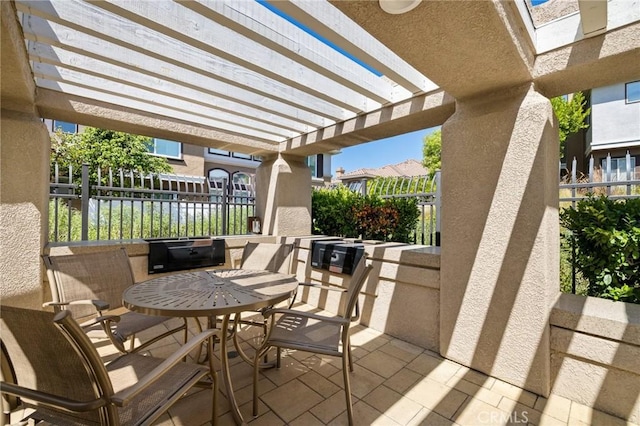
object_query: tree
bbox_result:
[51,127,172,185]
[419,93,589,171]
[422,129,441,179]
[551,91,590,157]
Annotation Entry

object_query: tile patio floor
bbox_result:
[11,304,638,426]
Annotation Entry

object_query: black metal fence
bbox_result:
[49,164,255,242]
[345,171,441,246]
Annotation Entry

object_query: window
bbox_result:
[148,138,181,159]
[307,155,317,178]
[306,154,324,178]
[53,120,78,133]
[232,152,252,160]
[208,148,230,156]
[232,172,253,198]
[626,81,640,103]
[601,156,637,181]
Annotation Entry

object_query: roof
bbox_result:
[340,159,428,180]
[5,0,638,157]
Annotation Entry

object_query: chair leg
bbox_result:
[253,344,271,417]
[347,339,354,372]
[342,352,354,426]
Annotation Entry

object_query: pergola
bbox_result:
[2,0,639,409]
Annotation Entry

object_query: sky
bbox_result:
[330,126,440,175]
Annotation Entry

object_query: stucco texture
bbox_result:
[256,154,312,237]
[439,85,559,397]
[1,111,50,308]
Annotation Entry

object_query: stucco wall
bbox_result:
[0,111,50,309]
[550,293,640,423]
[288,237,441,351]
[440,86,559,398]
[589,82,640,150]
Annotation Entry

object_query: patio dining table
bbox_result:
[122,268,299,425]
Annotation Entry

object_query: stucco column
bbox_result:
[256,153,311,236]
[440,84,559,397]
[0,110,50,309]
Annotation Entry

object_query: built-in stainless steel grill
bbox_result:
[146,238,226,274]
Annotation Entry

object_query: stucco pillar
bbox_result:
[440,84,559,397]
[256,153,311,237]
[0,110,50,309]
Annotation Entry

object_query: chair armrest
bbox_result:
[297,282,347,293]
[262,308,350,325]
[43,299,111,311]
[111,329,219,406]
[0,381,107,413]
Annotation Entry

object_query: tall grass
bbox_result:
[49,200,251,242]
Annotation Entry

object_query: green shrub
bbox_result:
[312,187,420,244]
[560,195,640,303]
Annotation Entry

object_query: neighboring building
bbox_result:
[44,119,332,188]
[566,80,640,179]
[335,159,428,193]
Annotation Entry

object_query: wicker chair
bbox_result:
[42,248,188,354]
[252,254,373,426]
[0,305,218,426]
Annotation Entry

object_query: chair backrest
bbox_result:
[341,254,373,321]
[240,242,294,275]
[43,248,136,320]
[0,306,115,424]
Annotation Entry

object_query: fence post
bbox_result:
[435,170,441,246]
[222,178,228,235]
[81,163,89,241]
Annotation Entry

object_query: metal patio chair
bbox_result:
[231,242,295,362]
[0,305,218,426]
[43,248,188,354]
[252,254,373,426]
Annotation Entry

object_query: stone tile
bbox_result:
[260,379,324,423]
[377,338,424,363]
[299,370,342,398]
[166,387,216,425]
[534,394,572,423]
[259,355,310,386]
[446,377,503,407]
[310,390,352,423]
[454,367,496,389]
[363,384,424,425]
[152,413,174,426]
[247,410,285,426]
[454,397,512,426]
[405,377,468,419]
[328,365,386,399]
[498,397,543,425]
[491,379,538,408]
[406,352,462,384]
[408,408,458,426]
[356,350,406,378]
[234,377,276,408]
[306,354,341,378]
[240,397,270,425]
[536,413,569,426]
[326,400,400,426]
[289,412,326,426]
[349,326,391,352]
[570,402,630,426]
[385,367,423,394]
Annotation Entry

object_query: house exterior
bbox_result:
[45,119,332,188]
[335,159,429,194]
[566,80,640,179]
